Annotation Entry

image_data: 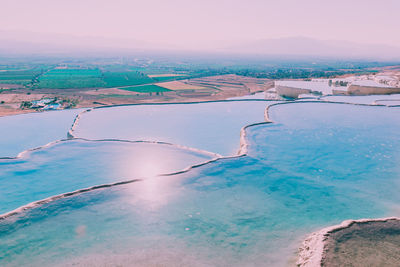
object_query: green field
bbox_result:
[0,63,202,89]
[120,84,172,93]
[35,68,105,89]
[40,69,102,78]
[103,71,154,87]
[0,69,43,85]
[150,76,187,82]
[33,68,157,89]
[36,78,106,89]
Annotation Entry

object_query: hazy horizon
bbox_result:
[1,0,400,59]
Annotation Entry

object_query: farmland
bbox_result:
[36,68,105,89]
[0,56,398,116]
[31,67,182,89]
[120,84,171,93]
[103,71,153,87]
[0,69,43,86]
[149,75,187,82]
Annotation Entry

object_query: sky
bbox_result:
[1,0,400,50]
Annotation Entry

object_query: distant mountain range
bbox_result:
[222,37,400,60]
[1,31,399,60]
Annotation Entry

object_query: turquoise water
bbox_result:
[0,139,214,214]
[252,103,400,211]
[72,101,276,155]
[0,109,82,158]
[322,94,400,105]
[1,102,400,266]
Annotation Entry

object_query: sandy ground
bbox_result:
[0,83,23,89]
[0,106,35,116]
[83,88,143,96]
[0,93,48,102]
[156,80,210,90]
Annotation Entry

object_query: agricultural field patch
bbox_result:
[35,68,105,89]
[35,68,157,89]
[83,88,138,96]
[0,69,43,85]
[120,84,172,93]
[41,68,102,79]
[36,78,106,89]
[147,74,187,78]
[103,71,154,87]
[150,76,187,82]
[97,94,150,98]
[156,80,212,90]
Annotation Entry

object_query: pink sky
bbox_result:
[2,0,400,49]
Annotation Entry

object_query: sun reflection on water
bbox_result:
[117,149,181,210]
[127,175,178,210]
[137,160,163,178]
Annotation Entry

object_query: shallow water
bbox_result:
[2,103,400,266]
[322,94,400,105]
[72,101,276,156]
[0,139,214,214]
[0,109,82,158]
[252,103,400,208]
[0,157,306,266]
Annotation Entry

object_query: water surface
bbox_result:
[0,109,82,158]
[0,139,214,214]
[72,101,275,155]
[322,94,400,105]
[2,103,400,266]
